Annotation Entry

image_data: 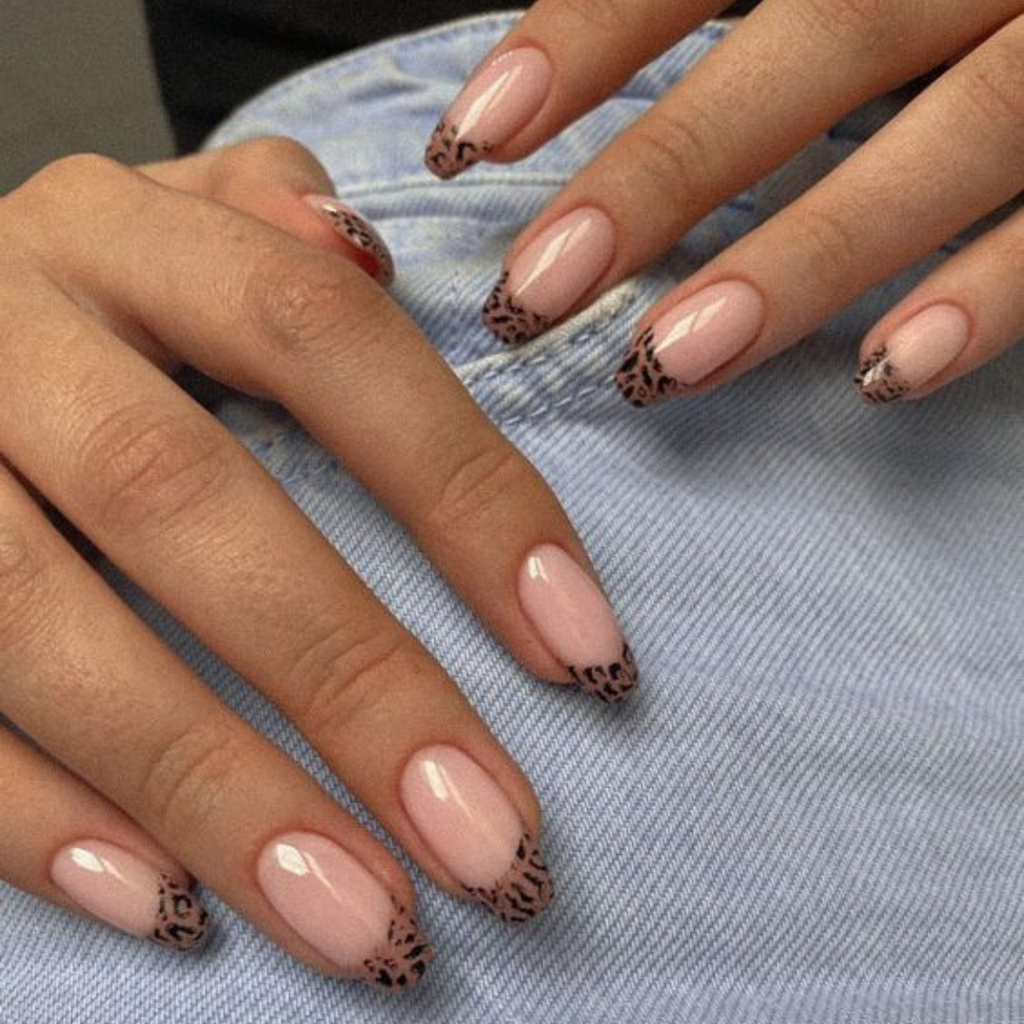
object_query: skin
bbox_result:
[0,138,610,973]
[478,0,1024,397]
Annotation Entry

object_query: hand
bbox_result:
[426,0,1023,405]
[0,138,637,987]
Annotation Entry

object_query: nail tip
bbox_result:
[615,327,683,409]
[316,200,396,287]
[568,642,640,704]
[855,347,909,404]
[424,119,489,181]
[359,899,436,993]
[150,874,210,952]
[482,271,552,346]
[464,831,555,924]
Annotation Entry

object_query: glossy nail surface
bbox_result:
[484,207,616,345]
[857,303,970,403]
[302,194,395,286]
[616,280,764,406]
[257,832,433,990]
[518,544,637,703]
[50,840,208,950]
[425,47,552,180]
[401,745,554,923]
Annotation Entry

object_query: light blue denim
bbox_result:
[3,13,1023,1024]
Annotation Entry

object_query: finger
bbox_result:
[0,726,209,950]
[143,137,394,285]
[611,14,1024,405]
[0,464,434,987]
[423,0,723,179]
[855,204,1024,403]
[479,0,1021,344]
[6,154,637,702]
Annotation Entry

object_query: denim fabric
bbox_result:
[3,13,1024,1024]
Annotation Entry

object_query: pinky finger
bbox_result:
[856,203,1024,403]
[0,727,210,950]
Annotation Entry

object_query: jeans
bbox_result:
[3,14,1023,1024]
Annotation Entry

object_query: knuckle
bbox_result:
[291,628,417,737]
[246,248,386,361]
[11,153,135,207]
[786,203,863,290]
[212,136,322,190]
[624,110,717,212]
[0,519,52,653]
[556,0,633,36]
[959,38,1024,138]
[796,0,896,52]
[78,403,235,537]
[427,441,530,539]
[140,721,247,836]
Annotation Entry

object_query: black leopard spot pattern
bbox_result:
[462,832,554,924]
[321,205,395,286]
[855,346,910,404]
[615,326,684,407]
[424,119,493,179]
[359,899,435,992]
[568,642,639,704]
[151,875,209,951]
[482,271,553,345]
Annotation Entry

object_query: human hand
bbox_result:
[0,138,638,988]
[426,0,1023,405]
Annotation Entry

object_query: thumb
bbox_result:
[140,136,394,286]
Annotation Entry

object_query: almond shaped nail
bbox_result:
[483,207,616,345]
[302,194,395,287]
[616,280,765,407]
[256,832,434,990]
[401,745,554,923]
[518,543,638,703]
[50,841,209,951]
[856,303,970,404]
[425,47,553,180]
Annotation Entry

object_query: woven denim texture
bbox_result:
[3,14,1023,1024]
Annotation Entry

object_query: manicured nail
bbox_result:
[616,280,765,407]
[50,841,208,951]
[257,832,433,990]
[302,194,395,287]
[425,47,553,180]
[856,303,970,404]
[400,745,554,923]
[518,543,638,703]
[483,207,616,345]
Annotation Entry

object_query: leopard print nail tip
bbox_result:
[151,875,209,951]
[424,119,493,180]
[855,346,911,404]
[482,271,553,345]
[319,202,395,287]
[463,832,554,924]
[568,642,639,704]
[615,326,685,408]
[359,898,435,992]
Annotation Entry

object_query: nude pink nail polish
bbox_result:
[425,47,553,180]
[518,543,638,703]
[856,303,970,403]
[400,745,554,923]
[483,207,617,345]
[616,281,765,406]
[256,832,433,990]
[302,194,395,287]
[50,840,208,950]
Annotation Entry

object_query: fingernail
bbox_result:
[50,841,209,951]
[425,47,553,180]
[856,303,970,404]
[518,543,638,703]
[257,832,434,990]
[302,194,395,287]
[400,745,554,923]
[483,207,616,345]
[616,280,765,407]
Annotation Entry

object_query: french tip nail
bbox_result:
[855,347,909,404]
[424,119,488,181]
[151,874,211,952]
[482,271,552,345]
[304,195,396,287]
[614,327,681,409]
[463,832,555,924]
[359,898,436,992]
[568,641,640,704]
